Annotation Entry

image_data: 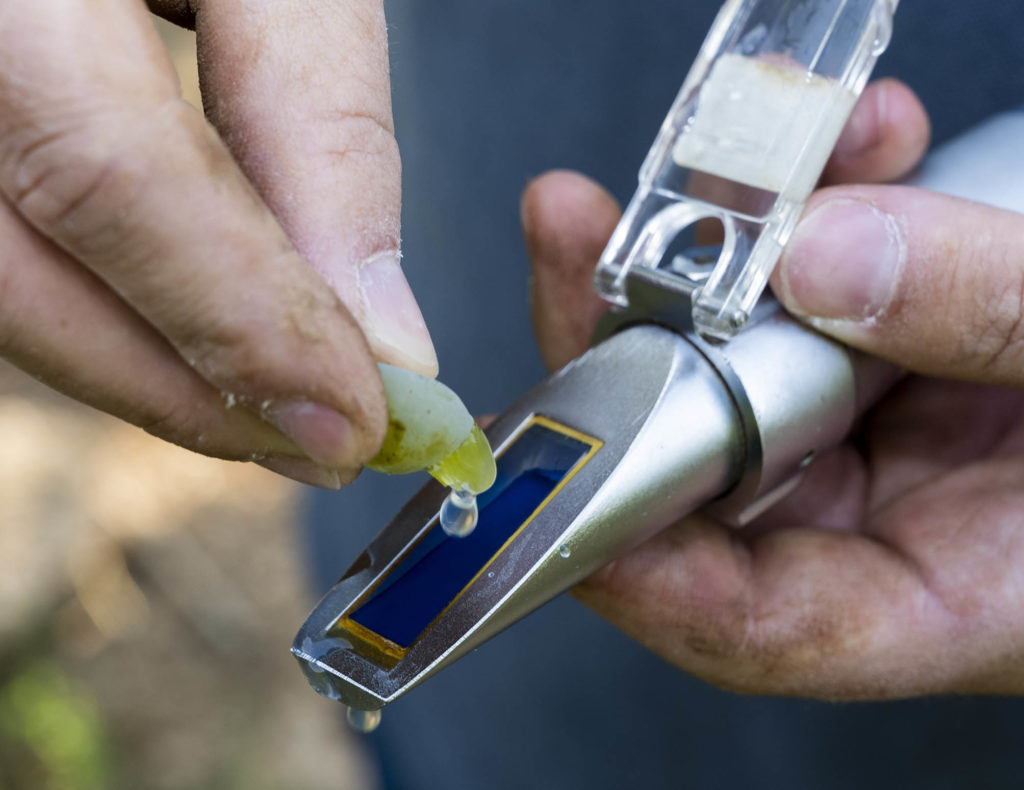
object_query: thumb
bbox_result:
[195,0,437,377]
[774,186,1024,387]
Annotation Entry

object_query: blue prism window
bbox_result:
[345,419,597,650]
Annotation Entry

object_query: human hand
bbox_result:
[521,80,1024,699]
[0,0,436,489]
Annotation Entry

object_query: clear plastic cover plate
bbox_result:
[595,0,897,341]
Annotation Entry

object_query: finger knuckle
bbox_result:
[729,595,891,699]
[3,101,191,256]
[7,123,128,240]
[744,608,842,678]
[322,109,400,169]
[180,321,261,388]
[135,394,207,447]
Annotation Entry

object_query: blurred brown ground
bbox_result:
[0,17,374,790]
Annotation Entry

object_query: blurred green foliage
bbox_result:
[0,659,117,790]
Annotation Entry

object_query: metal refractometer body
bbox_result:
[292,106,1024,715]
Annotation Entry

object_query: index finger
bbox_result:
[0,0,389,472]
[822,78,931,186]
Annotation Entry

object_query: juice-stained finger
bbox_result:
[0,195,307,467]
[0,0,387,470]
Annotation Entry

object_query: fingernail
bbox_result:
[358,251,438,376]
[264,400,360,468]
[257,456,343,490]
[780,199,904,322]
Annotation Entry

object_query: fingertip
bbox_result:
[826,78,931,184]
[519,169,621,290]
[257,455,345,490]
[521,170,621,248]
[262,399,369,470]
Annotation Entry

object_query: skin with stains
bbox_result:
[0,0,437,489]
[522,80,1024,699]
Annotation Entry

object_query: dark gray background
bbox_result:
[304,3,1024,788]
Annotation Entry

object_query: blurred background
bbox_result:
[7,5,1024,790]
[0,18,373,790]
